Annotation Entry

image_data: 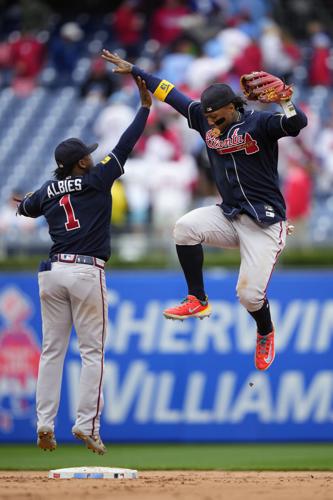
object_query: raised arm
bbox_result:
[101,50,194,119]
[259,104,308,141]
[113,76,151,163]
[93,76,151,187]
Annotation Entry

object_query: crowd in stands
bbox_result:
[0,0,333,256]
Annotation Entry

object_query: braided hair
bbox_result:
[231,96,247,113]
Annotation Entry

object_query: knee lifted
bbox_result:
[173,218,199,245]
[236,286,264,312]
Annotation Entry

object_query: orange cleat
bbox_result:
[163,295,211,321]
[255,329,275,370]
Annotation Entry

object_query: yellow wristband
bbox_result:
[153,80,175,101]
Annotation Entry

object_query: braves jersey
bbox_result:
[132,66,308,225]
[19,107,149,261]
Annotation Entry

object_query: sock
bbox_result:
[248,299,273,335]
[176,244,206,302]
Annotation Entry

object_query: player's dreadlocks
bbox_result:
[53,164,74,180]
[231,96,247,113]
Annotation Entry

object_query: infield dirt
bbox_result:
[1,471,333,500]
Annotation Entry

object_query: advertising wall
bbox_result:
[0,270,332,442]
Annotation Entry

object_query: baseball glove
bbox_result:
[240,71,293,104]
[14,192,32,216]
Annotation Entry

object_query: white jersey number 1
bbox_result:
[60,194,80,231]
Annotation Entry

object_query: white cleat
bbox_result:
[72,427,107,455]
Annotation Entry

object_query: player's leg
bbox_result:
[164,205,239,320]
[234,215,287,370]
[70,265,107,455]
[36,269,73,450]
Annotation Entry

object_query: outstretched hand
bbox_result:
[135,76,152,109]
[101,49,133,73]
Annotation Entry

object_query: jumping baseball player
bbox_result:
[16,76,152,454]
[102,50,307,372]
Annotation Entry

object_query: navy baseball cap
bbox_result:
[201,83,237,113]
[54,138,98,169]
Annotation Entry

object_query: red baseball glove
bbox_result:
[240,71,293,104]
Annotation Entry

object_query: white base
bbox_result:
[49,466,138,479]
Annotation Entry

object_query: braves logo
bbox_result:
[206,128,259,155]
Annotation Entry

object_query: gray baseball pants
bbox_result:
[36,262,107,436]
[173,206,287,312]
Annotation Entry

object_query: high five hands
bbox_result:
[101,49,133,74]
[135,76,152,109]
[101,49,151,108]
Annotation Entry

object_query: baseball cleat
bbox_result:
[163,295,211,320]
[37,426,57,451]
[255,329,275,371]
[72,427,107,455]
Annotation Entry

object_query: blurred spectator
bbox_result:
[314,114,333,196]
[280,115,316,246]
[150,0,192,46]
[193,146,220,206]
[20,0,52,32]
[111,180,128,232]
[204,25,250,60]
[112,0,144,59]
[280,30,301,82]
[80,57,118,101]
[146,135,198,244]
[232,37,262,77]
[93,101,136,158]
[121,154,151,234]
[284,159,313,246]
[260,21,300,81]
[49,22,83,85]
[307,21,331,87]
[9,30,45,94]
[224,0,271,22]
[184,44,231,91]
[123,134,198,245]
[0,41,12,87]
[156,36,197,85]
[0,190,39,256]
[136,110,183,160]
[171,104,202,155]
[279,102,320,180]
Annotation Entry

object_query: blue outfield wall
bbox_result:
[0,270,333,442]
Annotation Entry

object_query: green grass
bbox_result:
[1,246,333,270]
[0,444,333,471]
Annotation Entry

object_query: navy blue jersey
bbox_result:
[20,106,149,261]
[132,66,308,225]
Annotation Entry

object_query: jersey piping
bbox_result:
[279,114,289,135]
[188,101,197,129]
[110,152,124,174]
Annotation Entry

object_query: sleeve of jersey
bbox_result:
[18,191,42,218]
[95,106,149,187]
[132,65,194,119]
[263,105,308,140]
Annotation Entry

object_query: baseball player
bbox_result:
[16,76,152,454]
[102,50,307,372]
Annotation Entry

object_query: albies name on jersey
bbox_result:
[47,178,82,198]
